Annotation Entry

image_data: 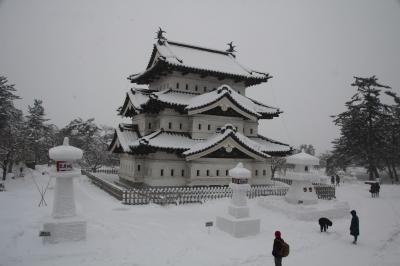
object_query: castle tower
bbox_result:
[109,30,292,186]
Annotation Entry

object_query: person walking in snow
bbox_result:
[272,231,284,266]
[350,210,359,244]
[331,176,335,185]
[335,174,340,186]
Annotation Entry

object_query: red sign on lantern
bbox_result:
[56,161,72,172]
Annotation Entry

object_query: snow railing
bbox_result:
[121,185,290,205]
[82,170,124,200]
[82,168,119,175]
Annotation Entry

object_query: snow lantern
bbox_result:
[216,163,260,237]
[284,151,320,205]
[41,137,86,244]
[49,137,83,218]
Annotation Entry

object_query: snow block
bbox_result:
[216,215,260,238]
[42,217,86,244]
[228,205,250,218]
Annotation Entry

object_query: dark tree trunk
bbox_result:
[392,166,399,182]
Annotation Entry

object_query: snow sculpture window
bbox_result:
[263,169,266,176]
[161,169,164,176]
[179,123,182,130]
[196,170,200,176]
[181,169,184,177]
[226,170,229,176]
[309,187,312,192]
[250,128,253,134]
[148,122,151,129]
[208,124,211,131]
[168,122,172,129]
[185,84,188,90]
[216,170,219,176]
[137,164,141,172]
[195,85,198,91]
[305,166,309,172]
[303,187,307,192]
[176,82,179,89]
[198,123,202,130]
[255,170,258,176]
[171,169,174,176]
[203,86,207,92]
[206,170,210,176]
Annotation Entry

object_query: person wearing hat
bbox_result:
[272,231,283,266]
[350,210,359,244]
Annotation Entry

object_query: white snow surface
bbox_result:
[286,151,320,165]
[1,168,400,266]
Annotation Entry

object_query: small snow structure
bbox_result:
[285,151,321,205]
[42,137,86,244]
[216,163,260,238]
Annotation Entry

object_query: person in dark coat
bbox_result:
[331,176,335,185]
[318,217,333,232]
[350,210,359,244]
[335,174,340,186]
[272,231,284,266]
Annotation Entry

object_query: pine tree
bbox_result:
[332,76,391,180]
[25,99,52,165]
[0,77,24,179]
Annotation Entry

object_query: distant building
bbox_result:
[109,32,292,186]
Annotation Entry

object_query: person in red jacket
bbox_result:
[272,231,283,266]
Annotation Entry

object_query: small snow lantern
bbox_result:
[216,162,260,237]
[42,137,86,244]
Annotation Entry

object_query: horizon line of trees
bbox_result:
[0,76,117,180]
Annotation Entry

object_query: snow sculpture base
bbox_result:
[228,205,250,218]
[42,216,86,244]
[216,215,260,238]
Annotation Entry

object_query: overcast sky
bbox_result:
[1,0,399,155]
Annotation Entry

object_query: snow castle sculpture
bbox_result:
[216,163,260,237]
[41,137,86,244]
[284,151,322,205]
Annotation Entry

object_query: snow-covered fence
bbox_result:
[314,185,336,199]
[82,170,124,200]
[121,185,290,205]
[82,167,118,175]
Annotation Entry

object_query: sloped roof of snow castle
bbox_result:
[109,124,292,158]
[119,85,281,120]
[128,40,271,86]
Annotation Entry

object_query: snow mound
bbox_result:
[258,196,350,221]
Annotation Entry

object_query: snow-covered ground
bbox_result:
[1,167,400,266]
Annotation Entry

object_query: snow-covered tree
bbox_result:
[331,76,392,180]
[298,144,315,155]
[0,77,25,179]
[60,118,115,171]
[25,99,53,165]
[270,157,286,179]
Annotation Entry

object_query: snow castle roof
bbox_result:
[286,151,319,166]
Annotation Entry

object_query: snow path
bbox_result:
[1,168,400,266]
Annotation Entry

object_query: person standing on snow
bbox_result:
[350,210,359,244]
[272,231,283,266]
